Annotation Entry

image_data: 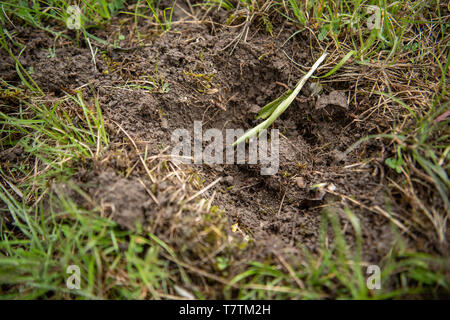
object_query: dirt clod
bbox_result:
[316,90,348,110]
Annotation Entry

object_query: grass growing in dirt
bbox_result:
[0,0,449,299]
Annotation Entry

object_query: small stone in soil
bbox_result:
[223,176,234,185]
[296,177,306,189]
[160,118,168,129]
[332,149,346,162]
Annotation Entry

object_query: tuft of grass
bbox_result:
[0,27,43,94]
[346,95,449,243]
[145,0,177,31]
[0,0,126,31]
[0,186,175,299]
[1,90,108,163]
[227,210,450,299]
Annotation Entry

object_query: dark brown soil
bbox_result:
[1,9,441,275]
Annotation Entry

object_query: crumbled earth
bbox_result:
[1,10,444,274]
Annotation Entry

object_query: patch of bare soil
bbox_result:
[2,8,444,284]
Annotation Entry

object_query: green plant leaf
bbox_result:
[233,53,328,146]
